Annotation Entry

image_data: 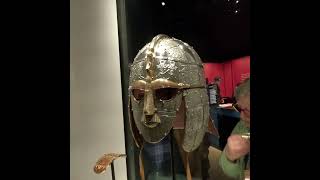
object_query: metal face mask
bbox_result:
[129,34,209,152]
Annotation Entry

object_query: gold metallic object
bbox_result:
[241,133,250,140]
[244,169,250,180]
[93,153,126,174]
[129,34,209,151]
[130,79,205,90]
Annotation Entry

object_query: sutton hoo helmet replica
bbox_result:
[128,34,210,179]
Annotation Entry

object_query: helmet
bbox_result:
[128,34,209,152]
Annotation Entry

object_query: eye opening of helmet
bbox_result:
[155,88,180,101]
[131,85,205,102]
[131,88,180,102]
[132,89,145,101]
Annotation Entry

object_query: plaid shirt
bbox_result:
[143,136,171,169]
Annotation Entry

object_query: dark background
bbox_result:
[125,0,250,62]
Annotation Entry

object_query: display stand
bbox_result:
[170,130,176,180]
[111,161,115,180]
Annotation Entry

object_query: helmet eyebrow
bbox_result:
[129,79,205,90]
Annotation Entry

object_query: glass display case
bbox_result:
[116,0,250,179]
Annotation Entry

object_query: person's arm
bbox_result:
[219,121,249,179]
[218,122,243,178]
[219,149,242,178]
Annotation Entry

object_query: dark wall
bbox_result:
[125,0,250,63]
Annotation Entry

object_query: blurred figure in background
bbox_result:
[208,76,223,148]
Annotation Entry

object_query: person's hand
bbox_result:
[225,134,250,162]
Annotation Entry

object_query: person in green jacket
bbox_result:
[219,78,250,180]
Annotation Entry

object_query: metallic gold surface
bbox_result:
[129,34,209,152]
[93,153,126,174]
[241,133,250,140]
[130,79,205,90]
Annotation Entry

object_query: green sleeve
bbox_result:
[219,149,242,179]
[218,121,247,179]
[230,120,246,135]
